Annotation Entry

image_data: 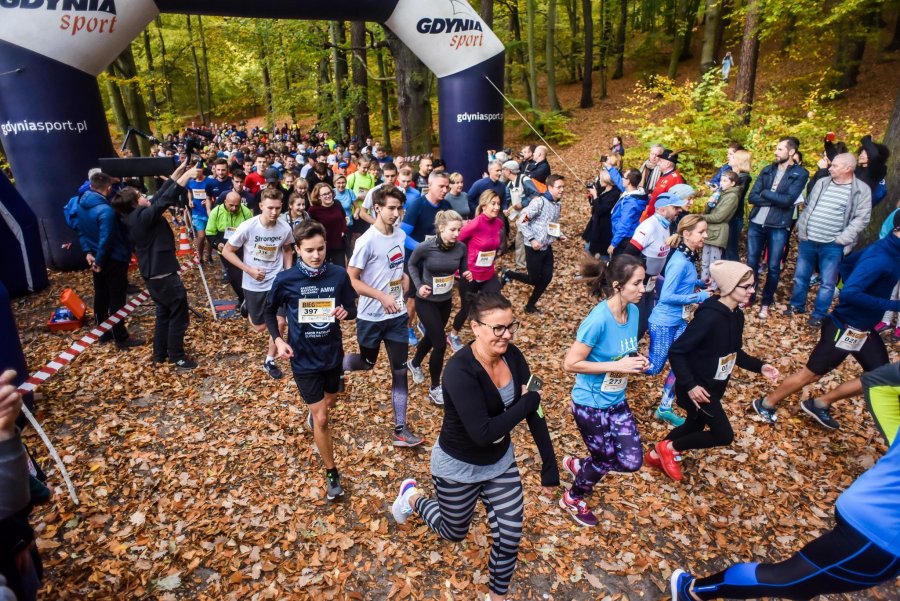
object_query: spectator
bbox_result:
[609,169,648,257]
[467,160,506,216]
[642,149,684,220]
[584,171,620,259]
[701,170,741,286]
[530,146,551,185]
[444,172,471,220]
[724,149,753,261]
[639,144,664,193]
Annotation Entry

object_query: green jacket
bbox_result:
[703,187,740,248]
[205,203,253,248]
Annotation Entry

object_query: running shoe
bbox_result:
[644,449,662,471]
[524,305,542,314]
[173,358,198,370]
[654,407,686,427]
[751,396,778,423]
[428,385,444,406]
[326,471,344,500]
[758,305,769,319]
[558,490,598,527]
[307,410,314,432]
[809,273,822,287]
[264,359,283,379]
[655,440,683,481]
[562,455,582,479]
[782,305,805,317]
[800,399,840,430]
[416,321,426,340]
[392,427,424,447]
[407,327,419,347]
[893,327,900,343]
[499,268,511,289]
[407,359,425,384]
[391,478,418,524]
[874,321,890,334]
[670,569,695,601]
[807,316,823,328]
[448,334,464,353]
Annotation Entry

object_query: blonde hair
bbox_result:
[730,150,752,175]
[597,170,614,189]
[666,214,706,247]
[606,153,621,168]
[434,210,463,233]
[475,189,500,216]
[448,171,464,185]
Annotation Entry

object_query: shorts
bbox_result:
[191,214,208,232]
[806,317,889,375]
[293,366,342,404]
[356,315,408,348]
[243,288,285,326]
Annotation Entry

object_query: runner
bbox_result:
[266,221,358,500]
[407,210,471,405]
[559,254,650,526]
[751,215,900,427]
[390,291,559,601]
[449,190,505,352]
[222,188,295,379]
[184,165,215,262]
[648,261,778,482]
[343,185,424,447]
[205,190,254,306]
[646,215,710,427]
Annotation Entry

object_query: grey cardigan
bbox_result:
[797,176,871,251]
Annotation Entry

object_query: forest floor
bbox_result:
[13,42,900,600]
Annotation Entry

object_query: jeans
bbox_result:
[724,215,743,261]
[789,240,844,319]
[92,259,130,342]
[146,273,190,361]
[746,222,789,306]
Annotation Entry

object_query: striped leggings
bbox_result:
[648,321,687,410]
[414,464,524,596]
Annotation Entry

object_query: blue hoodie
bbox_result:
[610,189,649,249]
[649,248,710,327]
[833,234,900,331]
[76,190,131,267]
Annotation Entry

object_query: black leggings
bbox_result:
[413,298,452,387]
[506,246,554,309]
[343,340,409,429]
[452,276,501,333]
[666,389,734,452]
[691,511,900,600]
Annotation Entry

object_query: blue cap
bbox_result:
[338,162,348,168]
[655,192,688,209]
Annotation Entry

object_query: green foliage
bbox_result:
[508,99,580,147]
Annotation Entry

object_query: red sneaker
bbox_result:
[655,440,683,481]
[644,448,662,471]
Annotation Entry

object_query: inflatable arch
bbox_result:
[0,0,506,282]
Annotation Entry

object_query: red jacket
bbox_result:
[641,169,684,221]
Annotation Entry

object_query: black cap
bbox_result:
[264,167,280,183]
[659,148,679,164]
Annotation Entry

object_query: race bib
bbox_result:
[389,278,404,302]
[191,189,207,200]
[835,327,867,352]
[714,352,737,381]
[223,227,236,241]
[600,372,628,393]
[475,250,496,267]
[432,275,455,295]
[298,298,335,323]
[254,243,277,261]
[548,222,562,237]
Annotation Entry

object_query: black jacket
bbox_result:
[123,178,182,279]
[440,344,560,486]
[669,297,763,399]
[748,163,809,229]
[583,187,620,255]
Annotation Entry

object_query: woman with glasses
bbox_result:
[647,261,778,482]
[559,254,650,527]
[308,183,349,267]
[391,291,559,601]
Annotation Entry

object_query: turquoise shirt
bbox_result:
[571,301,639,409]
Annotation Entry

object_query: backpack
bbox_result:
[63,193,83,230]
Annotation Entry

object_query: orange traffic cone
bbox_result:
[176,227,193,256]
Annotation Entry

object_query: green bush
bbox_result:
[507,100,580,147]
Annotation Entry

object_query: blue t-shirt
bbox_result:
[571,301,639,409]
[402,195,450,243]
[185,177,215,217]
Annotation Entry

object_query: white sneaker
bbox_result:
[429,385,444,406]
[407,359,425,384]
[758,305,769,319]
[391,478,418,524]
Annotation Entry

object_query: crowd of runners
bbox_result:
[1,122,899,601]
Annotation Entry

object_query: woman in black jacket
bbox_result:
[584,171,620,259]
[390,292,559,601]
[646,261,778,482]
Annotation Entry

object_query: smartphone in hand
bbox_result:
[526,374,544,392]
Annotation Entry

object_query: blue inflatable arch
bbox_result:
[0,0,506,279]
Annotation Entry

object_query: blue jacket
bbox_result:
[748,162,809,229]
[709,162,730,188]
[76,190,131,267]
[649,248,709,326]
[467,177,507,214]
[610,189,648,248]
[833,234,900,331]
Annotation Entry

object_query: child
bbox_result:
[701,171,741,287]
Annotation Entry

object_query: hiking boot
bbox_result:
[325,471,344,500]
[264,359,283,379]
[655,440,683,481]
[751,396,778,423]
[670,569,696,601]
[407,327,419,347]
[391,478,418,524]
[562,455,582,479]
[800,399,840,430]
[559,490,598,527]
[807,316,823,328]
[392,426,424,448]
[809,273,822,287]
[428,385,444,406]
[654,407,686,427]
[447,334,464,353]
[173,357,197,370]
[29,475,53,505]
[407,359,425,384]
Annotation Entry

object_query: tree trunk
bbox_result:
[197,16,213,116]
[374,37,392,152]
[481,0,494,28]
[277,30,296,122]
[612,0,627,79]
[526,0,538,107]
[700,0,720,75]
[384,28,433,155]
[257,23,274,132]
[350,21,371,142]
[734,0,759,124]
[185,16,206,124]
[104,67,136,155]
[330,21,348,139]
[580,0,595,107]
[509,2,530,98]
[667,0,688,78]
[598,0,611,99]
[713,0,729,61]
[115,45,152,156]
[887,9,900,51]
[861,89,900,245]
[831,19,868,91]
[779,14,797,53]
[141,29,158,119]
[679,0,702,60]
[546,0,562,110]
[565,0,580,82]
[155,17,173,108]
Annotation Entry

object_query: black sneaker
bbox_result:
[173,357,198,370]
[264,359,283,379]
[782,306,805,317]
[326,472,344,500]
[115,337,145,350]
[499,268,511,289]
[524,305,541,314]
[751,396,778,423]
[152,355,168,364]
[800,399,840,430]
[807,316,823,328]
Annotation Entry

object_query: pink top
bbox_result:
[459,213,503,281]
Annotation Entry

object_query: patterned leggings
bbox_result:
[647,321,687,411]
[570,401,643,499]
[415,464,524,596]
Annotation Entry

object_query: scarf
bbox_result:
[298,260,327,278]
[678,242,699,263]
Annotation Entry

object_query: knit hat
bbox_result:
[709,260,753,295]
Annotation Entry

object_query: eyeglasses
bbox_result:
[735,283,756,290]
[475,320,520,337]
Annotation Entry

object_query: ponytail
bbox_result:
[579,254,644,299]
[666,214,706,248]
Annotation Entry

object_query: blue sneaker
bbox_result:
[670,569,695,601]
[655,407,686,427]
[407,327,419,346]
[415,321,426,340]
[752,396,778,423]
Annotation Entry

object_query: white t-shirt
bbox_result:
[348,225,408,322]
[362,183,386,218]
[228,216,295,292]
[630,215,670,276]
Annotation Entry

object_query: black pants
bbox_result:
[507,246,554,309]
[413,298,453,387]
[326,247,347,268]
[146,273,190,362]
[452,276,502,332]
[667,388,734,452]
[92,259,130,342]
[220,254,245,304]
[691,511,900,600]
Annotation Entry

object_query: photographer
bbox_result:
[112,160,199,369]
